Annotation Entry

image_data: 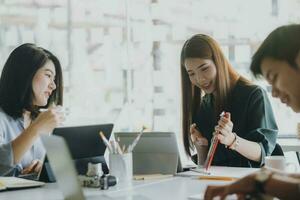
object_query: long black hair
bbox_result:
[0,43,63,119]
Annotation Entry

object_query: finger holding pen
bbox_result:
[215,112,235,146]
[21,159,42,174]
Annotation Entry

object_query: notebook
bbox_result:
[0,177,44,191]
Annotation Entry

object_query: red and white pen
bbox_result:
[204,111,228,171]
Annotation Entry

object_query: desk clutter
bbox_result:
[78,162,117,189]
[99,126,146,185]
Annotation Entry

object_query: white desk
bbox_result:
[0,166,258,200]
[278,138,300,152]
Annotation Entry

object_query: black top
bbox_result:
[194,79,278,167]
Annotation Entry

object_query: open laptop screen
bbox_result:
[40,123,113,179]
[53,124,113,159]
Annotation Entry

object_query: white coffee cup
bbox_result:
[265,156,296,172]
[109,152,133,185]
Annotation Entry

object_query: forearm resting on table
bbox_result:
[235,136,261,162]
[265,174,300,199]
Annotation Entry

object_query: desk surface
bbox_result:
[278,138,300,152]
[0,166,258,200]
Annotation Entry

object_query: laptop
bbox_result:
[114,132,179,175]
[40,124,113,182]
[54,124,113,173]
[53,124,113,160]
[41,135,87,200]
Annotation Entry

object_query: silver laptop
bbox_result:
[114,132,179,175]
[41,135,86,200]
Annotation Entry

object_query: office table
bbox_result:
[0,166,258,200]
[278,138,300,165]
[278,138,300,152]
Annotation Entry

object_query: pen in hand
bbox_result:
[204,111,226,171]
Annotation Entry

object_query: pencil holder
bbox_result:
[109,152,133,185]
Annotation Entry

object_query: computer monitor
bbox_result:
[114,132,179,175]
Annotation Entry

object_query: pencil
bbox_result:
[205,136,219,171]
[99,131,112,153]
[128,126,146,152]
[116,137,123,154]
[197,175,237,181]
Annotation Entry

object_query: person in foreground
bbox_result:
[0,43,64,176]
[204,24,300,200]
[181,34,278,168]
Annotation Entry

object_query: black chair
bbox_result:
[271,143,284,156]
[296,152,300,166]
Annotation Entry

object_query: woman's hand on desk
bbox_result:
[190,123,208,146]
[204,173,256,200]
[21,159,43,174]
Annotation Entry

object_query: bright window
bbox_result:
[0,0,300,164]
